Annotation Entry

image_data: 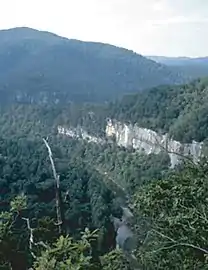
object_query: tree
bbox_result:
[0,195,29,270]
[33,228,98,270]
[133,161,208,269]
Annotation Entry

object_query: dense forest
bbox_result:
[109,77,208,143]
[0,116,170,269]
[0,27,187,104]
[0,87,208,269]
[0,116,207,269]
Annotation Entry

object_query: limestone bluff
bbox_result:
[58,118,203,168]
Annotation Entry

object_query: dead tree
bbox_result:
[43,138,63,234]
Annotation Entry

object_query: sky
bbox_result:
[0,0,207,57]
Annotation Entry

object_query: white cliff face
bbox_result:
[106,119,203,168]
[57,126,104,144]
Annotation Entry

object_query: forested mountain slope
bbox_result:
[0,27,187,103]
[109,77,208,143]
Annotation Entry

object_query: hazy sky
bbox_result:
[0,0,207,57]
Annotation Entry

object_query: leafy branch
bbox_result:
[150,229,208,255]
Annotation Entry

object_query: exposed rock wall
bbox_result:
[105,119,203,167]
[57,126,104,144]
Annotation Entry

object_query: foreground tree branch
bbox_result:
[152,133,197,166]
[151,229,208,255]
[22,217,36,258]
[22,217,48,259]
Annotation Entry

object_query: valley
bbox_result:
[0,27,207,270]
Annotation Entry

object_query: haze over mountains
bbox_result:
[0,27,187,104]
[148,56,208,66]
[148,55,208,79]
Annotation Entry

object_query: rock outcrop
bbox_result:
[57,126,104,144]
[106,119,203,167]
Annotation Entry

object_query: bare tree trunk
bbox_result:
[43,138,63,234]
[22,217,48,259]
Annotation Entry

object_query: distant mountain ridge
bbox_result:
[148,56,208,78]
[0,27,187,104]
[148,55,208,66]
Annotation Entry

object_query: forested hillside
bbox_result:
[109,77,208,143]
[0,27,187,103]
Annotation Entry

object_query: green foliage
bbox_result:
[110,77,208,142]
[0,197,30,270]
[0,135,121,269]
[10,194,27,213]
[0,196,120,270]
[34,229,98,270]
[133,162,208,269]
[100,249,131,270]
